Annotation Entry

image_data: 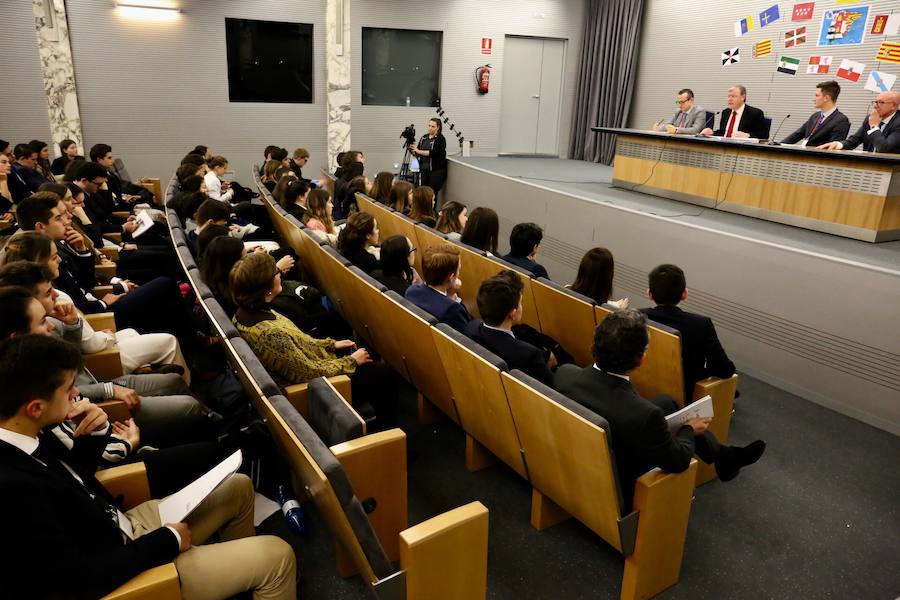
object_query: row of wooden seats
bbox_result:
[353,192,738,485]
[163,201,489,600]
[256,170,700,599]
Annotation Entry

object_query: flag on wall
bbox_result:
[734,16,755,36]
[836,58,865,82]
[871,15,889,34]
[785,27,807,47]
[876,41,900,64]
[754,39,773,58]
[759,4,781,27]
[792,2,815,21]
[865,70,898,93]
[807,55,832,73]
[777,56,801,74]
[722,48,741,65]
[880,14,900,36]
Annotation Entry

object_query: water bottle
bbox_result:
[405,96,411,107]
[276,484,307,536]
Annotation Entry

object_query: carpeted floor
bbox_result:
[261,372,900,599]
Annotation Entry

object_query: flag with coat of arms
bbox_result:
[734,16,754,36]
[807,55,832,73]
[865,71,897,93]
[875,41,900,65]
[777,56,801,74]
[836,58,865,82]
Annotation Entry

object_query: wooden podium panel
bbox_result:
[595,128,900,242]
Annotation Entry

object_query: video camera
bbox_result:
[400,124,416,148]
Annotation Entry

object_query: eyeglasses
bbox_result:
[872,100,892,105]
[408,247,417,254]
[675,99,689,104]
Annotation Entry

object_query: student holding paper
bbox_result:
[554,310,765,510]
[0,335,297,600]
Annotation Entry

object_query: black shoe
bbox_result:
[715,440,766,482]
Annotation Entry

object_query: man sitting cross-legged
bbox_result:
[0,334,297,600]
[554,309,765,511]
[465,270,556,387]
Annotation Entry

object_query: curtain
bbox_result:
[569,0,645,165]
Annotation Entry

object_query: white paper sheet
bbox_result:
[665,395,714,434]
[158,449,243,524]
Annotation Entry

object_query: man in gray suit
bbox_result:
[653,89,707,135]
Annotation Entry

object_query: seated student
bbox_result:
[337,211,379,274]
[334,150,364,180]
[368,171,395,204]
[502,222,549,278]
[51,138,83,176]
[188,198,232,255]
[272,172,298,208]
[0,334,297,600]
[0,153,16,229]
[554,309,765,510]
[304,188,338,242]
[405,244,471,332]
[0,260,189,381]
[465,270,555,386]
[640,264,736,400]
[260,144,279,176]
[29,140,56,182]
[261,159,284,192]
[408,186,437,227]
[204,155,234,203]
[176,160,206,189]
[373,235,420,295]
[231,252,396,425]
[387,180,413,214]
[332,151,347,179]
[343,174,369,216]
[435,200,468,241]
[9,143,46,202]
[40,182,111,268]
[91,143,154,207]
[280,178,310,222]
[200,235,245,315]
[287,147,324,188]
[569,247,629,309]
[460,207,499,255]
[334,161,364,220]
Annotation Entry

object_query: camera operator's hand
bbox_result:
[409,144,418,154]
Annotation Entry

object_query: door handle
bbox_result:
[531,94,540,99]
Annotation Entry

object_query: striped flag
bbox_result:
[777,56,801,75]
[734,16,755,37]
[754,39,773,58]
[836,58,865,82]
[876,41,900,65]
[785,26,807,47]
[807,55,832,74]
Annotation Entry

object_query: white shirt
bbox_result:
[482,323,515,337]
[868,110,896,135]
[204,171,233,202]
[592,363,630,381]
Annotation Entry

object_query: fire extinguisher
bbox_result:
[475,64,491,94]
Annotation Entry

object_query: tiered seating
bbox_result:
[166,194,488,599]
[254,172,704,599]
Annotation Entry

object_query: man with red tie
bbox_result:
[781,81,850,147]
[700,85,769,139]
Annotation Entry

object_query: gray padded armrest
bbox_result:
[324,245,351,266]
[308,377,364,445]
[267,394,395,579]
[229,337,281,398]
[510,368,627,514]
[176,245,197,270]
[204,299,239,339]
[435,323,508,372]
[348,266,388,292]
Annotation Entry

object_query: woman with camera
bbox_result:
[411,117,447,206]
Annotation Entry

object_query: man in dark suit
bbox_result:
[405,243,472,332]
[640,264,735,401]
[554,310,764,510]
[781,80,851,146]
[465,270,555,386]
[9,143,46,202]
[819,91,900,153]
[701,85,769,139]
[0,334,297,600]
[502,222,550,279]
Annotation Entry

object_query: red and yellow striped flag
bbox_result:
[754,39,772,58]
[876,41,900,65]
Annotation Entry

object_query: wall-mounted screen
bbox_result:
[362,27,442,106]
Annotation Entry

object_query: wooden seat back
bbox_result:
[530,278,597,367]
[357,193,422,273]
[431,324,527,479]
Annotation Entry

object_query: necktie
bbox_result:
[809,113,825,136]
[677,112,686,127]
[725,111,737,137]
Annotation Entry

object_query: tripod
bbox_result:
[398,144,420,186]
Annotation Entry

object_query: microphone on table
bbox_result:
[694,111,720,137]
[767,114,791,145]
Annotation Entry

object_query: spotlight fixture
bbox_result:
[115,2,181,21]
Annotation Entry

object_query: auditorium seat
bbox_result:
[530,277,597,367]
[83,312,124,380]
[308,376,366,445]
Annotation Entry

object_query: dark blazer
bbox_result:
[372,269,413,296]
[0,432,178,599]
[405,283,471,332]
[339,245,378,274]
[553,365,695,510]
[286,203,307,222]
[781,109,851,146]
[714,104,768,139]
[9,163,45,202]
[641,305,735,400]
[465,320,554,386]
[840,113,900,152]
[501,254,549,279]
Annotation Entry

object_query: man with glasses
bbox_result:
[9,143,45,202]
[781,81,850,147]
[653,89,707,135]
[700,85,769,139]
[818,91,900,153]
